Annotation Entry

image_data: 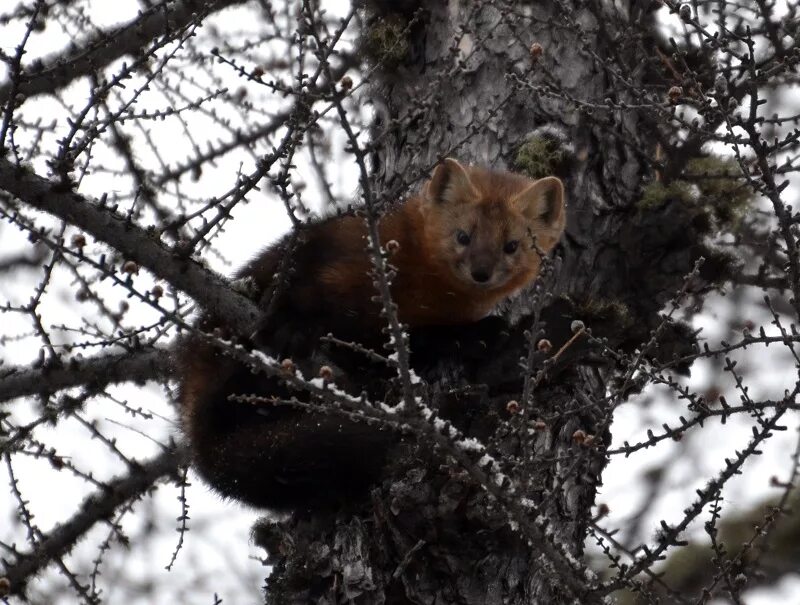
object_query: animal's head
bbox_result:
[420,158,565,291]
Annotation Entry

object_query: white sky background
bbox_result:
[0,2,356,602]
[0,1,799,603]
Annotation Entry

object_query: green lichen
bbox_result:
[514,137,566,179]
[686,156,752,228]
[637,155,754,231]
[638,180,695,210]
[362,15,410,68]
[574,298,633,331]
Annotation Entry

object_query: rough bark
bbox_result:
[257,2,686,603]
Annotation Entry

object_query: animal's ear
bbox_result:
[511,176,566,251]
[425,158,479,205]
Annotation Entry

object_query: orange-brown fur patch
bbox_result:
[299,165,563,327]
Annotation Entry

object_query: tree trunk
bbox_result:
[254,2,682,603]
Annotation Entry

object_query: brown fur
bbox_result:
[308,160,565,327]
[178,159,565,510]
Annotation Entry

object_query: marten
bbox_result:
[179,158,566,511]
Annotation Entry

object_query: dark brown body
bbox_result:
[179,160,566,510]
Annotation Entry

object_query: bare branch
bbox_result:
[0,445,186,596]
[0,347,171,404]
[0,0,246,104]
[0,158,259,333]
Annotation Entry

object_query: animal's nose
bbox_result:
[471,269,491,283]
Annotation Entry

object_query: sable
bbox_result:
[178,159,565,511]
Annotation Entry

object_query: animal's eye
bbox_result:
[456,230,471,246]
[503,240,519,254]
